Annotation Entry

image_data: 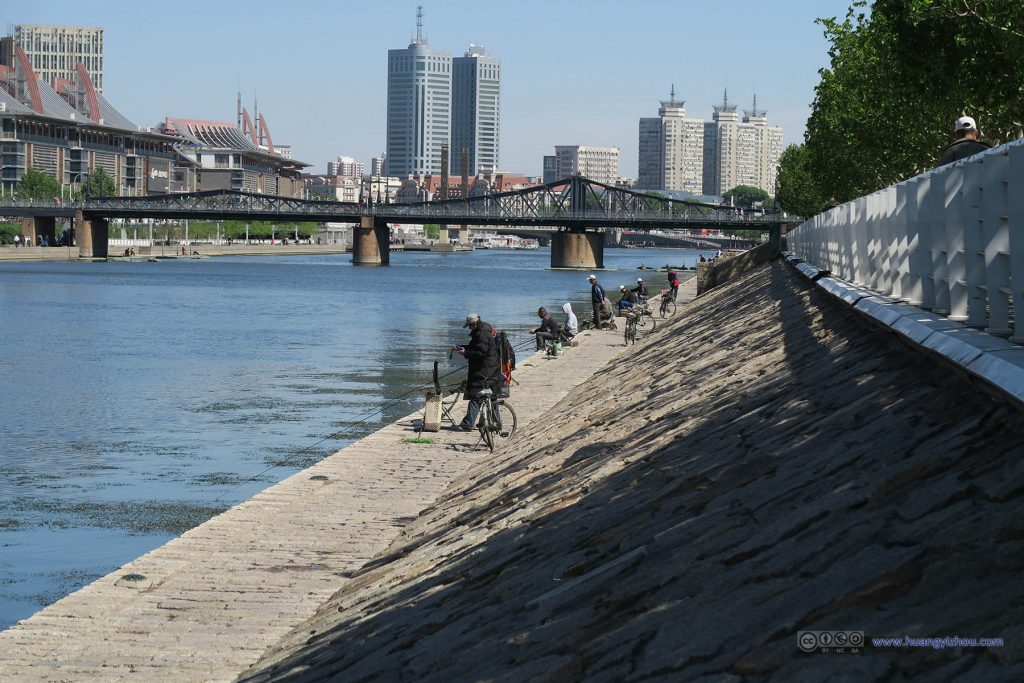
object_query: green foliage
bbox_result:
[776,144,825,217]
[83,168,117,197]
[802,0,1024,208]
[423,223,440,239]
[722,185,772,208]
[0,222,22,244]
[18,170,61,201]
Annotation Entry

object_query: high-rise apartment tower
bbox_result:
[637,87,704,193]
[0,25,105,92]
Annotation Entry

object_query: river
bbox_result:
[0,246,707,629]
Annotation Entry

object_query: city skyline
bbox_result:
[3,0,855,179]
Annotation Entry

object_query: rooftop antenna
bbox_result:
[670,83,676,105]
[416,5,424,44]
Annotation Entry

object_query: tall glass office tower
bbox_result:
[451,44,500,176]
[385,8,451,178]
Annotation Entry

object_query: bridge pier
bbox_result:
[352,215,390,265]
[75,211,108,259]
[20,216,57,247]
[551,230,603,269]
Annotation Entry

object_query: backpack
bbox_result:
[495,329,516,391]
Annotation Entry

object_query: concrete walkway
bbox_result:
[0,288,696,681]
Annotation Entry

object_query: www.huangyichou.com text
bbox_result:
[871,636,1004,650]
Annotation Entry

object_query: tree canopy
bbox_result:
[778,0,1024,216]
[722,185,772,208]
[18,170,61,201]
[83,168,117,197]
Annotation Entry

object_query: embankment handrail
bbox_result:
[788,138,1024,343]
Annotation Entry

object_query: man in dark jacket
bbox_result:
[454,313,501,430]
[939,116,990,166]
[588,274,606,328]
[530,307,561,350]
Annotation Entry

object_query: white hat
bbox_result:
[619,285,626,290]
[956,116,977,132]
[463,313,480,328]
[637,278,643,282]
[587,274,596,281]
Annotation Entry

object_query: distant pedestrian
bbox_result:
[667,269,679,301]
[13,234,20,248]
[939,116,990,166]
[617,285,637,313]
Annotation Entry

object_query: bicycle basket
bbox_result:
[495,378,511,398]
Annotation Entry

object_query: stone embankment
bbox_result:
[0,292,649,681]
[0,244,349,262]
[242,261,1024,681]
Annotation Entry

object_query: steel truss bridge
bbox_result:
[1,176,789,232]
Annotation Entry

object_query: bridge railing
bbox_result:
[788,138,1024,342]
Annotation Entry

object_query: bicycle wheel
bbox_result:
[477,401,495,451]
[496,402,517,438]
[660,299,676,318]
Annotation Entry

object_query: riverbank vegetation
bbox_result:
[777,0,1024,217]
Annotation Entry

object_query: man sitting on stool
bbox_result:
[531,307,561,351]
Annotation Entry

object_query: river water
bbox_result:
[0,246,706,629]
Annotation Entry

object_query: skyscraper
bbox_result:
[451,44,500,176]
[637,87,704,193]
[0,24,105,92]
[386,8,452,178]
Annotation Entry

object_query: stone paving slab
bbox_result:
[0,286,701,681]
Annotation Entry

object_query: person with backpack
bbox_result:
[453,313,502,431]
[667,269,680,301]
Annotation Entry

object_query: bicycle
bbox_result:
[624,309,638,345]
[472,386,518,452]
[658,289,677,318]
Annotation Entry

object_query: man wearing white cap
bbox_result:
[939,115,990,166]
[588,274,605,330]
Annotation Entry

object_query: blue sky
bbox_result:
[5,0,855,177]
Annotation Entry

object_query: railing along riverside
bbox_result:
[788,138,1024,343]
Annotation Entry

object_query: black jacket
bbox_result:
[939,139,990,166]
[537,315,560,336]
[464,322,500,398]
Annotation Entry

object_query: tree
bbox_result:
[722,185,772,209]
[423,223,440,239]
[18,170,61,201]
[83,168,117,197]
[776,144,825,217]
[803,0,1024,207]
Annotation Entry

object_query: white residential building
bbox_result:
[637,89,704,193]
[553,145,619,185]
[1,24,105,93]
[328,155,364,177]
[702,92,783,197]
